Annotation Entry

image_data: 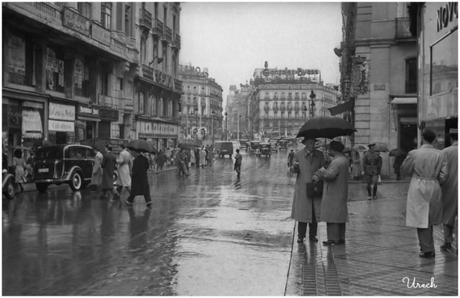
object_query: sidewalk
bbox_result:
[285,183,458,296]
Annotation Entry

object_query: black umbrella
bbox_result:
[127,139,157,154]
[296,116,356,139]
[389,148,406,157]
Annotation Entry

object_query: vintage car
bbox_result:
[214,141,234,158]
[249,141,261,154]
[260,143,271,158]
[3,166,16,200]
[33,144,97,192]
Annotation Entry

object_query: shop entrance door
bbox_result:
[399,122,417,152]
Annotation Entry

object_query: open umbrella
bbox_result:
[127,139,157,154]
[373,142,389,152]
[296,116,356,139]
[389,148,406,157]
[352,144,368,152]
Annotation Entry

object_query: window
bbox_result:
[164,6,167,25]
[118,77,123,91]
[77,2,91,18]
[430,29,458,96]
[101,71,109,96]
[74,58,90,97]
[140,37,147,64]
[162,43,168,72]
[124,3,132,36]
[405,58,417,93]
[153,37,159,63]
[6,34,36,87]
[101,3,112,29]
[173,15,177,34]
[152,95,157,116]
[138,92,145,114]
[65,147,86,159]
[154,3,158,19]
[46,47,65,93]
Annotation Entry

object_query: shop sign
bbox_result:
[138,121,178,136]
[62,7,90,36]
[437,2,458,32]
[49,103,75,121]
[22,110,43,138]
[91,22,111,46]
[6,35,26,83]
[78,105,99,116]
[99,108,119,121]
[49,119,75,132]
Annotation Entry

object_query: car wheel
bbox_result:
[36,183,49,193]
[4,178,15,200]
[69,171,82,191]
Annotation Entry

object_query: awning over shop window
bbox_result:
[391,97,417,104]
[328,100,354,116]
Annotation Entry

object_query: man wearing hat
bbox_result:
[291,137,325,243]
[440,128,458,252]
[363,143,382,200]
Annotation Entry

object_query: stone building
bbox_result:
[226,84,256,140]
[178,65,223,144]
[252,63,339,139]
[338,2,418,177]
[2,2,182,160]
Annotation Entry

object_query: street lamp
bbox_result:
[309,90,316,118]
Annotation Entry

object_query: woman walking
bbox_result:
[116,144,132,200]
[315,141,349,246]
[90,150,103,191]
[125,151,152,207]
[12,149,27,192]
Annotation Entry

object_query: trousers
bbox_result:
[417,226,434,253]
[326,223,346,242]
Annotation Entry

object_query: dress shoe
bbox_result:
[419,251,435,258]
[309,235,318,242]
[322,240,337,246]
[297,237,305,243]
[441,243,452,252]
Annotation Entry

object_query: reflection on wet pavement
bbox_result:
[3,152,294,295]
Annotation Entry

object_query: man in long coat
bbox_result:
[363,143,382,199]
[401,129,447,258]
[101,145,116,200]
[125,151,152,207]
[440,129,458,251]
[315,141,349,246]
[291,137,325,243]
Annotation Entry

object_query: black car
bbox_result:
[33,144,97,192]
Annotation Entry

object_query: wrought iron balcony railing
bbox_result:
[152,18,163,36]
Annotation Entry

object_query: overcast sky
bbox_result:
[179,2,342,108]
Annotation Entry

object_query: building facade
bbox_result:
[226,84,256,140]
[411,2,457,148]
[339,2,418,177]
[178,65,223,144]
[2,2,182,161]
[252,64,339,139]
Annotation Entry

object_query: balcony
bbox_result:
[29,2,62,25]
[395,17,415,41]
[174,79,183,93]
[139,8,152,30]
[98,94,120,110]
[172,33,181,49]
[164,26,173,43]
[142,64,154,82]
[152,19,163,36]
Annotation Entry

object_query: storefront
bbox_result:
[48,102,76,144]
[98,107,119,140]
[136,120,179,150]
[418,2,458,148]
[76,104,100,143]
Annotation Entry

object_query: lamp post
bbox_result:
[224,112,228,141]
[309,90,316,118]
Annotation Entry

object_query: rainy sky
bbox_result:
[179,2,342,108]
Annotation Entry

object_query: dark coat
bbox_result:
[101,151,116,190]
[131,154,150,196]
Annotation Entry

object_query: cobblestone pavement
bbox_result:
[286,182,458,296]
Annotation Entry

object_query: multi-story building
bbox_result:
[252,63,339,138]
[178,65,223,144]
[409,2,457,148]
[133,2,183,150]
[2,2,182,161]
[338,2,418,177]
[226,83,256,140]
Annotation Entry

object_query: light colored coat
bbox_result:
[291,148,325,222]
[441,142,458,225]
[317,155,349,223]
[401,144,447,228]
[117,149,132,187]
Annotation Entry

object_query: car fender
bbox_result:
[64,166,83,181]
[2,173,14,189]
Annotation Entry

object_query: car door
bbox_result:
[84,148,96,179]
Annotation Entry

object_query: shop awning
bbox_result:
[328,100,354,116]
[391,97,417,104]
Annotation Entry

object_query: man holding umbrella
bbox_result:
[363,143,382,200]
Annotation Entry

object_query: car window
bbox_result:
[36,147,62,159]
[65,147,86,159]
[86,148,96,158]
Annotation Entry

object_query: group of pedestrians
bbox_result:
[290,128,458,257]
[290,137,350,246]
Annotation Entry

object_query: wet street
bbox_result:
[3,151,458,295]
[3,151,295,295]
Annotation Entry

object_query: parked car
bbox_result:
[33,144,97,193]
[239,139,249,150]
[260,143,272,158]
[3,166,16,200]
[214,141,234,158]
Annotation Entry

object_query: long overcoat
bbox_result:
[441,142,458,225]
[131,154,150,196]
[91,151,103,186]
[291,148,325,222]
[101,151,116,190]
[401,144,447,228]
[317,155,349,223]
[117,149,132,188]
